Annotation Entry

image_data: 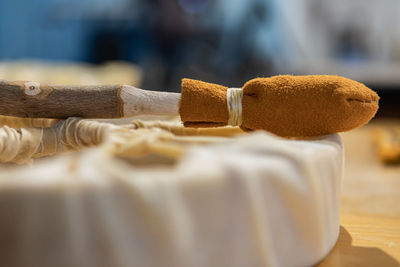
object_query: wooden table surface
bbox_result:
[319,120,400,266]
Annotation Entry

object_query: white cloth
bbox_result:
[0,132,343,267]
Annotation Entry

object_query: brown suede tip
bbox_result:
[179,75,379,137]
[179,78,229,128]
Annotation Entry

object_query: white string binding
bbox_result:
[226,87,243,126]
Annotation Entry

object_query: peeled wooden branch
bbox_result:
[0,80,180,119]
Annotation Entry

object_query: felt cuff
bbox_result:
[179,79,229,128]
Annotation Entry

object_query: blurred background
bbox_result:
[0,0,400,116]
[0,2,399,264]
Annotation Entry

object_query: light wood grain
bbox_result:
[319,215,400,267]
[120,85,180,117]
[318,120,400,266]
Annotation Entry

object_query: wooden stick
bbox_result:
[129,120,245,137]
[0,115,59,128]
[0,80,180,119]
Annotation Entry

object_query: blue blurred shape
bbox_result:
[178,0,210,14]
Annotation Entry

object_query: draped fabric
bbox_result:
[0,118,343,267]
